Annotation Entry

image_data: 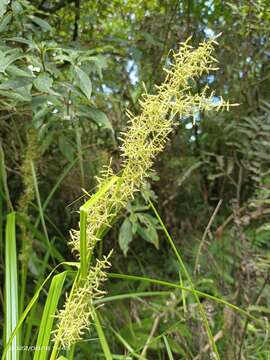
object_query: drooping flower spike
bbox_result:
[54,36,231,348]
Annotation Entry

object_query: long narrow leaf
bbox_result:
[93,291,171,305]
[4,212,19,360]
[22,248,51,360]
[93,310,113,360]
[163,336,174,360]
[34,271,67,360]
[2,262,79,360]
[108,273,258,322]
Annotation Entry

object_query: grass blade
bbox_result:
[2,262,79,360]
[33,271,67,360]
[179,271,187,313]
[22,248,51,360]
[93,310,113,360]
[4,212,19,360]
[111,328,147,360]
[108,273,258,322]
[163,336,174,360]
[93,291,171,305]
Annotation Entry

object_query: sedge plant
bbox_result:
[3,36,257,360]
[52,35,231,357]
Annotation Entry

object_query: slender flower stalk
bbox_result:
[53,36,230,349]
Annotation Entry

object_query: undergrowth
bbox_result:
[1,27,269,360]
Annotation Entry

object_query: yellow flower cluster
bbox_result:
[53,252,112,348]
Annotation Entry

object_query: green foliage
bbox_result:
[1,0,270,359]
[34,272,67,360]
[118,185,161,256]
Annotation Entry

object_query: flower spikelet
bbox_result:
[53,251,112,348]
[119,36,226,196]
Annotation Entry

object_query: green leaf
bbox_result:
[4,212,19,360]
[58,136,74,162]
[7,37,37,48]
[6,64,32,77]
[137,223,159,249]
[2,262,79,360]
[118,218,133,256]
[34,272,67,360]
[28,15,52,32]
[11,1,23,15]
[142,32,163,48]
[88,55,107,79]
[93,310,113,360]
[0,86,32,102]
[33,73,53,93]
[0,12,11,32]
[137,213,159,249]
[129,213,138,234]
[74,66,92,100]
[0,0,10,17]
[33,106,49,129]
[0,77,33,90]
[86,107,113,131]
[0,49,23,73]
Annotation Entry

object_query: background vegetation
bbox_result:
[1,0,270,359]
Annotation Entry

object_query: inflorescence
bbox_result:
[54,36,230,348]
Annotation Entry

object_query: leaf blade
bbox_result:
[118,218,133,256]
[4,212,19,360]
[74,66,92,100]
[33,272,67,360]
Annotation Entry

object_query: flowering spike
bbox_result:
[54,37,232,347]
[53,251,112,348]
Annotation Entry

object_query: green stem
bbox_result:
[107,273,257,322]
